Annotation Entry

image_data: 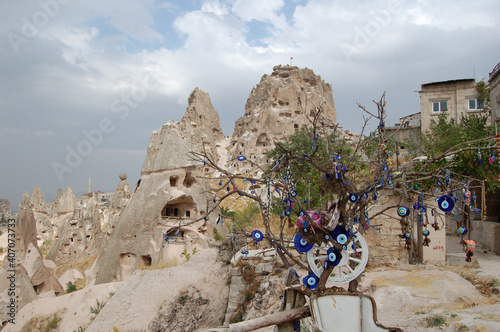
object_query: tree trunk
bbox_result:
[229,306,311,332]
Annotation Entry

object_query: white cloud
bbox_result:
[1,0,500,209]
[232,0,287,30]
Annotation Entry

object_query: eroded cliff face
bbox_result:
[94,88,223,285]
[227,65,337,171]
[142,87,224,173]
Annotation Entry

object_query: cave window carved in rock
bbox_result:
[140,255,152,268]
[170,176,179,187]
[161,197,196,219]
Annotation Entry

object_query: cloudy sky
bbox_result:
[1,0,499,210]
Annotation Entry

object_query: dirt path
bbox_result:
[358,236,500,331]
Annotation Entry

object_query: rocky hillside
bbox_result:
[93,87,223,285]
[227,65,337,172]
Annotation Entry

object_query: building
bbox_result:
[489,61,500,126]
[384,112,421,158]
[419,79,488,133]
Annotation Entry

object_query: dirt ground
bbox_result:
[358,235,500,332]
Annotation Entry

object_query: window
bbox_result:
[468,99,485,110]
[432,101,447,113]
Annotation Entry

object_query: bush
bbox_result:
[213,227,223,241]
[66,281,77,293]
[90,300,105,315]
[426,315,447,327]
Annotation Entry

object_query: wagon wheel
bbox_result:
[306,232,369,284]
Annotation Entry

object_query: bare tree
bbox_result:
[190,93,496,296]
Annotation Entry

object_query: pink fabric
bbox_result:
[296,210,322,228]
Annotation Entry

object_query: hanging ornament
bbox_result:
[422,229,431,247]
[251,230,264,242]
[477,148,482,165]
[397,206,410,217]
[293,234,313,253]
[348,193,359,203]
[326,247,342,266]
[437,195,455,213]
[497,133,500,183]
[303,273,319,289]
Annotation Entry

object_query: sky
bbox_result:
[1,0,499,211]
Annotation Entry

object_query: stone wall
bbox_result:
[489,61,500,125]
[419,79,488,133]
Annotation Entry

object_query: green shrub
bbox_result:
[90,300,105,315]
[213,227,223,241]
[66,281,77,293]
[426,315,447,327]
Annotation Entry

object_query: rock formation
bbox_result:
[54,186,77,215]
[94,88,222,284]
[87,249,228,332]
[227,65,337,171]
[46,196,103,265]
[21,243,64,295]
[111,172,131,209]
[14,192,38,262]
[0,199,10,219]
[30,185,46,213]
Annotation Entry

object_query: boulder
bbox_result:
[22,243,64,296]
[58,269,84,288]
[87,249,228,332]
[0,273,37,325]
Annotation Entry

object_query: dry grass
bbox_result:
[55,255,98,279]
[141,258,180,270]
[21,311,64,332]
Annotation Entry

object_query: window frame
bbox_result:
[432,101,448,113]
[468,98,485,111]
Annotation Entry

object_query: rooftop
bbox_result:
[489,61,500,82]
[421,78,475,89]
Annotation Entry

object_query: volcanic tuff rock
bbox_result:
[30,185,46,213]
[0,199,9,218]
[93,88,221,284]
[111,172,131,209]
[106,173,132,239]
[54,186,77,215]
[14,191,38,262]
[87,249,228,332]
[46,196,103,265]
[227,65,337,170]
[142,87,224,172]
